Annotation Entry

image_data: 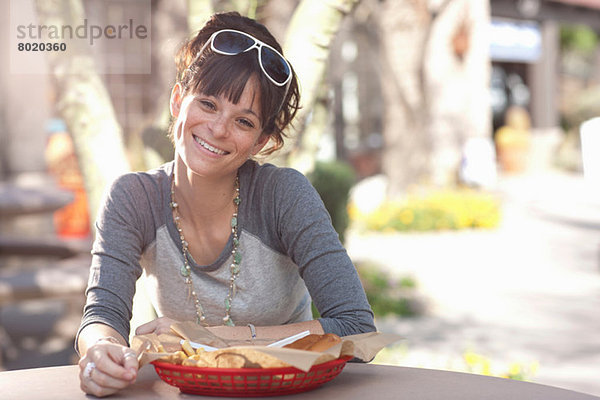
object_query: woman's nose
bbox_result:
[208,114,229,138]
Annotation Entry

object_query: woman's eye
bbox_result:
[199,99,216,110]
[238,118,255,129]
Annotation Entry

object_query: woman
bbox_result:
[77,11,375,397]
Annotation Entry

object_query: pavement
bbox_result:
[346,168,600,396]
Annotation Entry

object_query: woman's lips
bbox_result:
[193,135,229,155]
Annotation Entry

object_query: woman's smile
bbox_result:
[193,135,229,155]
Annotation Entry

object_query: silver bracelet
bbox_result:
[94,336,122,346]
[247,323,257,340]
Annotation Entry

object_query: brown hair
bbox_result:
[171,12,300,155]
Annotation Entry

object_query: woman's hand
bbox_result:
[135,316,178,336]
[78,339,138,397]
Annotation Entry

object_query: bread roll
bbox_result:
[283,333,341,352]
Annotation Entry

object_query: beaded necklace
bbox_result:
[170,174,241,326]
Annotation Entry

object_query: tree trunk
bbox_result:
[34,0,130,221]
[377,0,491,197]
[140,0,188,169]
[259,0,299,43]
[270,0,361,173]
[188,0,215,31]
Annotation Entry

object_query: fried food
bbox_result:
[181,339,196,357]
[158,346,291,369]
[182,353,211,367]
[283,333,341,352]
[158,350,188,365]
[155,333,342,369]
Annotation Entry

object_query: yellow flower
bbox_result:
[399,209,414,225]
[463,351,481,367]
[481,359,491,376]
[508,363,521,377]
[529,361,539,375]
[362,187,501,232]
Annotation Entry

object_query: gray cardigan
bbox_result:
[78,160,375,344]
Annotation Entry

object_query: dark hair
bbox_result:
[171,12,300,155]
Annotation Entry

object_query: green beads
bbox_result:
[231,263,240,274]
[180,265,190,277]
[233,252,242,265]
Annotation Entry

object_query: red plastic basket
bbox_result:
[151,356,350,397]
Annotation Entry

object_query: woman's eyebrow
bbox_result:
[242,108,260,119]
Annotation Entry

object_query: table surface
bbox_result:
[0,363,598,400]
[0,181,73,217]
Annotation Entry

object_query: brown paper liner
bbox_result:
[132,322,402,372]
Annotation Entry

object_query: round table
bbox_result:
[0,363,597,400]
[0,181,73,217]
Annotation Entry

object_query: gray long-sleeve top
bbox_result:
[78,160,375,344]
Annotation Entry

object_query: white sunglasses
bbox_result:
[198,29,293,87]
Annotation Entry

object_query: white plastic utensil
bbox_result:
[182,339,219,352]
[181,330,310,351]
[266,330,311,348]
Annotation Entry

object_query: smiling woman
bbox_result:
[75,11,375,398]
[169,75,269,181]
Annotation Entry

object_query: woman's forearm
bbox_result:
[77,323,128,356]
[206,319,324,342]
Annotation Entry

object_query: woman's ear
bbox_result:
[251,133,271,156]
[170,83,184,118]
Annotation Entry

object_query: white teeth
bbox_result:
[194,136,227,155]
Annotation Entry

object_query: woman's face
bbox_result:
[170,76,269,180]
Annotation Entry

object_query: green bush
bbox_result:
[350,188,501,232]
[560,24,598,54]
[312,261,419,319]
[356,261,419,318]
[309,161,356,243]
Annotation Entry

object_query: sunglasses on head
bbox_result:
[200,29,292,87]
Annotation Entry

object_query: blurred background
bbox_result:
[0,0,599,396]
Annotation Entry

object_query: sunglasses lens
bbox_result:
[213,31,254,54]
[261,47,291,85]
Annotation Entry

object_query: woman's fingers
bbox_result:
[96,345,138,385]
[97,346,138,381]
[80,376,119,398]
[121,351,139,380]
[135,318,159,335]
[86,363,131,390]
[135,317,176,335]
[79,357,123,398]
[79,342,139,396]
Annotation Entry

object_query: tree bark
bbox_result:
[188,0,215,31]
[34,0,130,221]
[270,0,361,172]
[377,0,491,197]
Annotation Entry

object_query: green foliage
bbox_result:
[356,261,418,318]
[308,161,356,243]
[313,261,418,319]
[311,302,321,319]
[560,24,598,55]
